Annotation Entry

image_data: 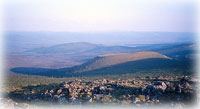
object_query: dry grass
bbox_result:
[79,52,171,72]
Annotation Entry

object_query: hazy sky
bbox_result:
[4,0,197,32]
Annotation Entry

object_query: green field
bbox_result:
[3,70,185,93]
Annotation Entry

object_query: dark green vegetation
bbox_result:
[6,70,161,93]
[11,58,193,78]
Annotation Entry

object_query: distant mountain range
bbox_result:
[6,31,196,77]
[5,31,196,69]
[7,41,195,69]
[25,42,134,55]
[26,42,195,61]
[5,32,195,47]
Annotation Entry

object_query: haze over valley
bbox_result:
[5,32,196,69]
[3,31,195,78]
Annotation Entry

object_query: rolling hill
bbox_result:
[25,42,196,62]
[7,41,195,70]
[73,58,193,77]
[26,42,101,54]
[25,42,135,55]
[5,31,195,69]
[71,52,171,73]
[11,51,193,77]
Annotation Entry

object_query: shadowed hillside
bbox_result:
[10,52,193,77]
[72,52,171,73]
[6,42,195,69]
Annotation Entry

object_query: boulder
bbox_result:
[57,89,62,95]
[134,97,141,104]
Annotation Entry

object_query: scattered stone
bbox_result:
[6,77,198,107]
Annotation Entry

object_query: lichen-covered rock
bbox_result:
[57,89,62,95]
[134,97,141,104]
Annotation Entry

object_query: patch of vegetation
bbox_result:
[11,58,194,78]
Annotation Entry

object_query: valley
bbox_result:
[9,42,195,77]
[2,31,198,108]
[2,0,199,107]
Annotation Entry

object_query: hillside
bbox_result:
[149,43,196,60]
[10,51,192,78]
[79,58,193,77]
[72,52,171,73]
[26,42,135,55]
[7,41,195,69]
[26,42,101,54]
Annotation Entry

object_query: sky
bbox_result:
[3,0,198,32]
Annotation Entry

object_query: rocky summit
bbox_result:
[5,76,199,108]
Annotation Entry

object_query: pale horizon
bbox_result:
[4,0,198,32]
